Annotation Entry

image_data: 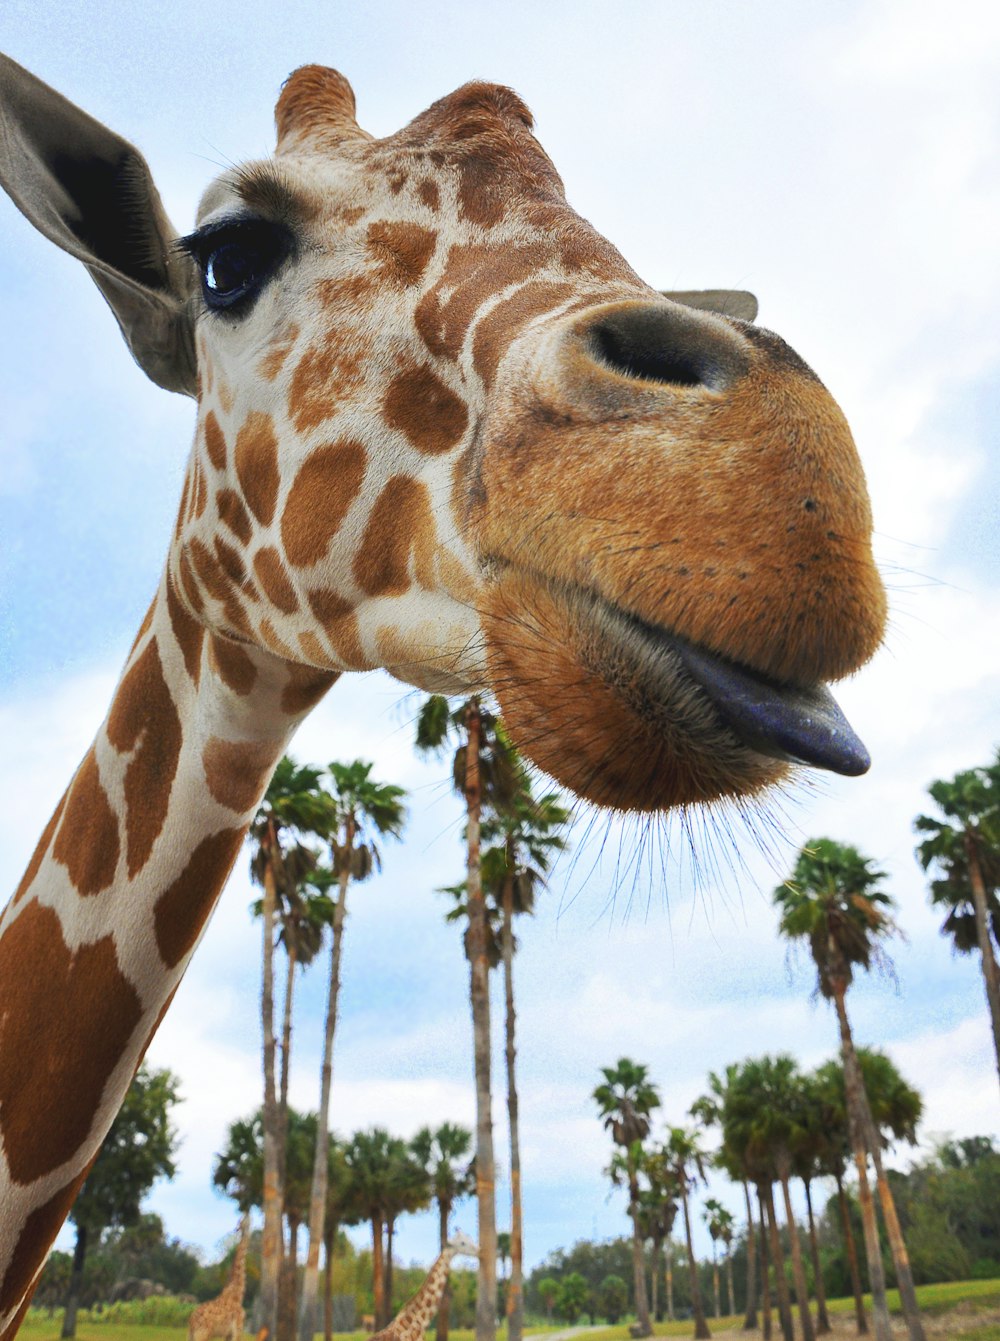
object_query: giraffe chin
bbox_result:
[483,569,797,812]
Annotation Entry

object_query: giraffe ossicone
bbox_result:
[0,53,886,1335]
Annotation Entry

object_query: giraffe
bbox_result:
[0,54,886,1336]
[371,1232,478,1341]
[187,1218,252,1341]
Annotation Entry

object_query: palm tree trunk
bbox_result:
[712,1250,721,1319]
[778,1170,815,1341]
[261,824,283,1341]
[757,1191,772,1341]
[665,1240,674,1322]
[628,1171,652,1336]
[502,872,524,1341]
[385,1218,395,1322]
[967,838,1000,1092]
[323,1221,338,1341]
[649,1237,660,1320]
[60,1222,87,1339]
[804,1180,831,1334]
[763,1183,794,1341]
[866,1133,926,1341]
[725,1252,735,1318]
[834,988,893,1341]
[835,1170,868,1335]
[437,1198,452,1341]
[680,1182,711,1340]
[465,701,497,1341]
[298,838,352,1341]
[371,1213,385,1329]
[278,937,298,1207]
[742,1181,758,1330]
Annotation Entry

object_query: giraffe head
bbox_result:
[0,58,885,813]
[446,1230,479,1261]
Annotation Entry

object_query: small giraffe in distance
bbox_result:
[371,1232,478,1341]
[0,52,886,1337]
[187,1217,251,1341]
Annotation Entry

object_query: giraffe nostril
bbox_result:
[581,301,749,393]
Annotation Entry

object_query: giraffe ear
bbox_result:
[661,289,758,323]
[0,52,197,396]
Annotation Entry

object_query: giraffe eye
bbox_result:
[179,219,292,314]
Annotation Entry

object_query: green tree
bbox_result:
[663,1125,711,1341]
[416,695,519,1341]
[299,760,406,1341]
[915,755,1000,1092]
[636,1146,679,1321]
[250,756,331,1339]
[593,1059,661,1337]
[702,1200,735,1319]
[412,1124,475,1341]
[61,1066,180,1338]
[598,1274,628,1324]
[556,1272,589,1323]
[812,1059,869,1336]
[537,1277,559,1323]
[481,776,569,1341]
[774,838,920,1341]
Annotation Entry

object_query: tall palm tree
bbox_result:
[480,778,569,1341]
[774,838,922,1341]
[793,1073,834,1336]
[416,694,519,1341]
[691,1067,758,1331]
[411,1124,475,1341]
[812,1060,869,1337]
[299,762,406,1341]
[915,755,1000,1091]
[663,1125,711,1341]
[343,1127,399,1329]
[722,1056,815,1341]
[701,1199,726,1319]
[382,1140,431,1317]
[637,1146,679,1324]
[593,1059,661,1337]
[251,757,331,1339]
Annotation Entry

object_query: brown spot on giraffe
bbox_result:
[471,280,578,389]
[281,440,366,567]
[129,596,157,655]
[188,537,232,605]
[203,738,280,813]
[417,179,440,211]
[177,551,205,615]
[13,791,67,905]
[259,322,300,382]
[383,365,468,455]
[153,828,246,972]
[203,411,228,470]
[0,1176,87,1317]
[252,546,299,612]
[214,535,248,587]
[51,749,119,896]
[216,488,254,545]
[106,640,183,878]
[209,635,258,695]
[307,589,367,668]
[287,337,371,430]
[165,576,206,683]
[353,476,437,597]
[234,411,280,526]
[0,902,142,1183]
[258,617,299,661]
[282,659,338,715]
[366,221,437,287]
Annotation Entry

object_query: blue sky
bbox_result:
[1,0,999,1275]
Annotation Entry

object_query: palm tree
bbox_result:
[774,838,923,1341]
[593,1059,661,1337]
[812,1060,869,1337]
[416,694,519,1341]
[343,1128,399,1329]
[382,1140,431,1317]
[663,1125,711,1340]
[637,1146,679,1323]
[298,762,406,1341]
[915,755,1000,1091]
[411,1124,475,1341]
[793,1073,834,1335]
[691,1067,758,1330]
[722,1056,815,1341]
[702,1199,725,1319]
[251,757,331,1339]
[481,778,569,1341]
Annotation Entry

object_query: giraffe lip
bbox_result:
[626,613,871,777]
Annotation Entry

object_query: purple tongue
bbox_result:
[672,639,871,777]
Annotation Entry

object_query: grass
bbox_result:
[21,1282,1000,1341]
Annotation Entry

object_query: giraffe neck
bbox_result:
[0,576,334,1329]
[389,1247,455,1337]
[225,1230,250,1302]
